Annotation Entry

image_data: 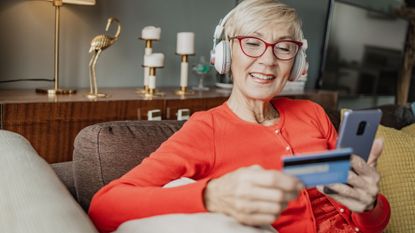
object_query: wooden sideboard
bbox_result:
[0,87,337,163]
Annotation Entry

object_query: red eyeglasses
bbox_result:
[230,36,303,61]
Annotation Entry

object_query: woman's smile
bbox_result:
[249,72,276,84]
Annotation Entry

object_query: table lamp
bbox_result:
[36,0,95,95]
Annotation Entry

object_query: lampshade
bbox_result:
[62,0,95,5]
[45,0,96,5]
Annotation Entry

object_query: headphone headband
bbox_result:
[213,8,235,42]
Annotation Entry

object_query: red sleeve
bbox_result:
[311,101,337,149]
[351,194,391,233]
[88,112,215,233]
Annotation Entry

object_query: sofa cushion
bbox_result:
[326,104,415,131]
[401,123,415,136]
[73,120,184,211]
[0,130,97,233]
[51,161,76,198]
[376,126,415,233]
[375,104,415,129]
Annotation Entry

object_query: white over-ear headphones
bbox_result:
[210,7,309,81]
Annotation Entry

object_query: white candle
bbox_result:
[149,75,156,89]
[143,48,152,87]
[176,32,195,55]
[180,61,188,87]
[144,53,164,67]
[141,26,161,40]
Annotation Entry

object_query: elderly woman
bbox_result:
[89,0,390,232]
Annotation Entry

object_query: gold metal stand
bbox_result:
[36,0,76,95]
[137,38,159,94]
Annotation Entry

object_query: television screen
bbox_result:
[319,0,408,96]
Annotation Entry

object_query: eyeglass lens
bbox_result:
[240,37,299,60]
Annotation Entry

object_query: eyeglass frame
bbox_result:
[230,36,303,61]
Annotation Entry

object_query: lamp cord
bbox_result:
[0,78,54,83]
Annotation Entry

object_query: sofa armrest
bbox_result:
[73,120,184,211]
[0,130,97,233]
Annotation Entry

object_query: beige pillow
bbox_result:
[401,123,415,136]
[0,130,97,233]
[376,126,415,233]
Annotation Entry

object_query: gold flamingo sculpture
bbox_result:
[88,17,121,98]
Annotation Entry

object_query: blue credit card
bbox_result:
[282,148,352,187]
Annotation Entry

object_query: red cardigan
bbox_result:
[89,98,390,233]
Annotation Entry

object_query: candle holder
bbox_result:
[175,54,195,96]
[137,38,159,94]
[175,32,195,96]
[137,26,161,95]
[144,67,165,97]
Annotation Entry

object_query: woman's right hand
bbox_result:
[204,165,303,226]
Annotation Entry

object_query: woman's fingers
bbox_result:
[347,170,379,196]
[350,155,374,176]
[204,165,303,226]
[234,199,287,215]
[320,183,375,211]
[248,169,303,192]
[347,170,367,189]
[324,193,368,213]
[230,209,277,226]
[243,186,298,203]
[350,155,380,182]
[367,138,384,168]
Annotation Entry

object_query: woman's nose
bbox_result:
[258,46,277,66]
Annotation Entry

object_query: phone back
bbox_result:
[336,109,382,161]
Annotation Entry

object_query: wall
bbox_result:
[0,0,103,89]
[0,0,329,90]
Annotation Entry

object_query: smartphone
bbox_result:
[336,109,382,161]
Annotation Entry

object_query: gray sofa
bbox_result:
[1,104,414,233]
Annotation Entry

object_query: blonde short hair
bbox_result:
[224,0,302,40]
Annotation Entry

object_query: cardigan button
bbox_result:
[285,146,291,151]
[339,208,345,213]
[354,227,360,232]
[275,129,280,134]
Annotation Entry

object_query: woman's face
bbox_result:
[230,23,295,101]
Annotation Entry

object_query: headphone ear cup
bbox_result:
[213,40,231,74]
[289,49,306,81]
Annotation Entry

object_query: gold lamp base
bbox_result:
[36,88,77,95]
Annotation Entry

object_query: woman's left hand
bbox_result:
[317,138,384,213]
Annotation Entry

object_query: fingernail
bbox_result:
[323,186,338,194]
